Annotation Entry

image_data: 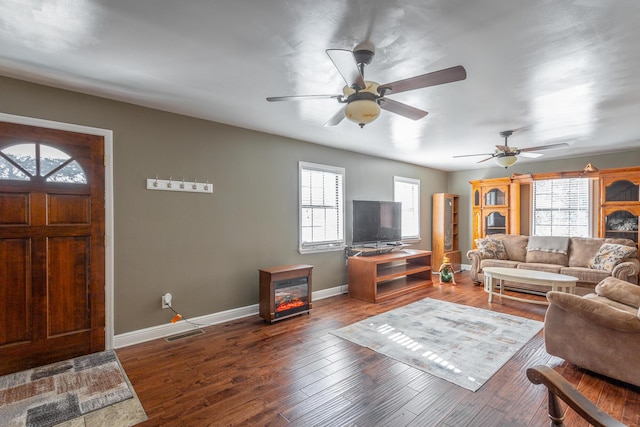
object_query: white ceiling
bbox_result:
[1,1,639,171]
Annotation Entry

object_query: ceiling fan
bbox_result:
[453,130,570,168]
[266,42,466,128]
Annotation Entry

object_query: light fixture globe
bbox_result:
[344,99,381,127]
[342,81,381,128]
[495,153,518,168]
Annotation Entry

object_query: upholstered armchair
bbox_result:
[544,277,640,388]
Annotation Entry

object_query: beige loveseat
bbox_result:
[545,277,640,387]
[467,234,640,294]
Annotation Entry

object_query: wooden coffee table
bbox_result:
[482,267,577,305]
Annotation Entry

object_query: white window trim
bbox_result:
[394,176,421,243]
[298,161,346,254]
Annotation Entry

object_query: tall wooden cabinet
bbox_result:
[599,167,640,249]
[470,177,521,248]
[432,193,461,272]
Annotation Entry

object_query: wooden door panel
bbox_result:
[48,236,91,336]
[0,238,31,345]
[0,192,30,225]
[48,194,91,225]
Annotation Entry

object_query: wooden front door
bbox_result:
[0,121,105,375]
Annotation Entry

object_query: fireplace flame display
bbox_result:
[275,296,306,313]
[274,280,309,317]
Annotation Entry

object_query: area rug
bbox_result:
[0,350,146,427]
[331,298,543,392]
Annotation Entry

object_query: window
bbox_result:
[299,161,345,253]
[532,178,590,237]
[394,176,420,241]
[0,143,87,183]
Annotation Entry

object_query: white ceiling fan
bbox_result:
[266,41,467,128]
[453,130,570,168]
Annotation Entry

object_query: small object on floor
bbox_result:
[438,256,456,285]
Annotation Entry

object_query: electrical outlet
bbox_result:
[162,293,172,309]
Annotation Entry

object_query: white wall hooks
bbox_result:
[146,176,213,194]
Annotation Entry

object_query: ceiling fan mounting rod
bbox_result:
[500,130,513,145]
[353,43,374,66]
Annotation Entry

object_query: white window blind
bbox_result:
[532,178,590,237]
[299,161,345,253]
[394,176,420,241]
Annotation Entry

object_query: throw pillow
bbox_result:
[475,237,508,260]
[588,243,638,272]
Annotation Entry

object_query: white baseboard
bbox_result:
[113,284,348,348]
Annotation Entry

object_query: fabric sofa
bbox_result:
[544,277,640,388]
[467,234,640,294]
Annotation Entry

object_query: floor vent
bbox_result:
[165,329,204,342]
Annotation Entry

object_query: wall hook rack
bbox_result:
[146,176,213,194]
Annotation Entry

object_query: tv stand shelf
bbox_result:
[347,249,432,303]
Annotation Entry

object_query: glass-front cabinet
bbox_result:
[599,168,640,252]
[602,208,640,245]
[603,178,640,203]
[483,186,508,207]
[469,178,520,248]
[432,193,461,272]
[484,209,508,235]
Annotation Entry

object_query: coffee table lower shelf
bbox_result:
[482,267,577,306]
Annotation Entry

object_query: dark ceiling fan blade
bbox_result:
[453,152,495,158]
[266,94,342,102]
[324,107,346,127]
[326,49,365,89]
[378,65,466,95]
[518,142,570,152]
[495,145,515,152]
[379,98,428,120]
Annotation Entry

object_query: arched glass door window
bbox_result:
[0,143,87,184]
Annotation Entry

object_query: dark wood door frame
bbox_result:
[0,112,115,349]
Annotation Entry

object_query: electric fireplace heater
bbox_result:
[274,276,309,319]
[259,264,313,323]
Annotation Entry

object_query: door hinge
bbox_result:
[104,235,108,247]
[104,155,108,167]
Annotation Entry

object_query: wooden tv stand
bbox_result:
[347,249,432,303]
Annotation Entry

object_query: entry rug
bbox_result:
[0,350,146,427]
[331,298,543,392]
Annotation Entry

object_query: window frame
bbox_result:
[0,142,88,184]
[393,176,421,242]
[531,177,592,237]
[298,161,346,254]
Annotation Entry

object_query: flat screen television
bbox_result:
[352,200,402,246]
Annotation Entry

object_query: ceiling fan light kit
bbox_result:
[344,99,381,127]
[267,42,466,127]
[343,81,381,127]
[495,153,518,168]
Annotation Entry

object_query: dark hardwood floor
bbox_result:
[116,272,640,426]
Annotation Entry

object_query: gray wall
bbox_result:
[0,76,447,334]
[448,152,640,263]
